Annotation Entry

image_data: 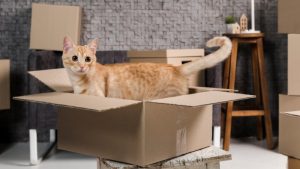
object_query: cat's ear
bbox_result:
[63,36,74,53]
[87,39,98,55]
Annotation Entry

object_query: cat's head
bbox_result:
[62,36,98,75]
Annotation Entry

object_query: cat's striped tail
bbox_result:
[179,36,232,76]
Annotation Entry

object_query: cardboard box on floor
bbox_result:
[278,0,300,33]
[289,157,300,169]
[128,49,205,86]
[0,60,10,110]
[14,68,253,166]
[279,95,300,159]
[287,34,300,95]
[30,3,81,51]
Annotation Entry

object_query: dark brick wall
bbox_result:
[0,0,286,142]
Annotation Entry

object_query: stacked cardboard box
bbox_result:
[30,3,82,51]
[128,49,205,86]
[14,68,253,166]
[278,0,300,167]
[0,60,10,110]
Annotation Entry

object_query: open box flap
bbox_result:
[29,68,72,92]
[150,91,254,107]
[14,92,140,112]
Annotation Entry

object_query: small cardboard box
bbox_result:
[278,0,300,33]
[128,49,205,86]
[30,3,81,51]
[0,59,10,110]
[15,68,253,166]
[289,157,300,169]
[288,34,300,95]
[279,94,300,159]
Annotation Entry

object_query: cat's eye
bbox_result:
[85,56,91,62]
[72,55,78,62]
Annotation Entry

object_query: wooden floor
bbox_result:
[0,138,287,169]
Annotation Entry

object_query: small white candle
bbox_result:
[251,0,255,31]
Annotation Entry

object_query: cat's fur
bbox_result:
[62,36,232,100]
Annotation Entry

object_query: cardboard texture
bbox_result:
[58,104,211,166]
[29,68,72,92]
[278,0,300,34]
[279,95,300,159]
[30,3,81,51]
[289,157,300,169]
[127,49,205,86]
[14,68,253,166]
[288,34,300,95]
[0,60,10,110]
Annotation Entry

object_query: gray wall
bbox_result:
[0,0,286,142]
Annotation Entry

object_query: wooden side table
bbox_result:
[222,33,273,150]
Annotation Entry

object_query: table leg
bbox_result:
[221,53,231,139]
[223,38,238,151]
[223,54,231,89]
[256,38,273,149]
[252,45,263,140]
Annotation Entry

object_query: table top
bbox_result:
[99,146,231,168]
[223,33,264,38]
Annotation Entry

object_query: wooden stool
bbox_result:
[222,33,273,151]
[97,146,231,169]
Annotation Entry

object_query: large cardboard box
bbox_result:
[287,34,300,95]
[278,0,300,33]
[0,60,10,110]
[128,49,205,86]
[30,3,81,51]
[289,157,300,169]
[279,95,300,159]
[15,68,253,166]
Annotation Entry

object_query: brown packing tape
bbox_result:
[176,128,187,156]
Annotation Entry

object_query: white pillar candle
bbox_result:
[251,0,255,31]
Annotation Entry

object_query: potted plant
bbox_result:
[225,16,235,33]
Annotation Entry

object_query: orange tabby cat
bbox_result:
[62,36,232,100]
